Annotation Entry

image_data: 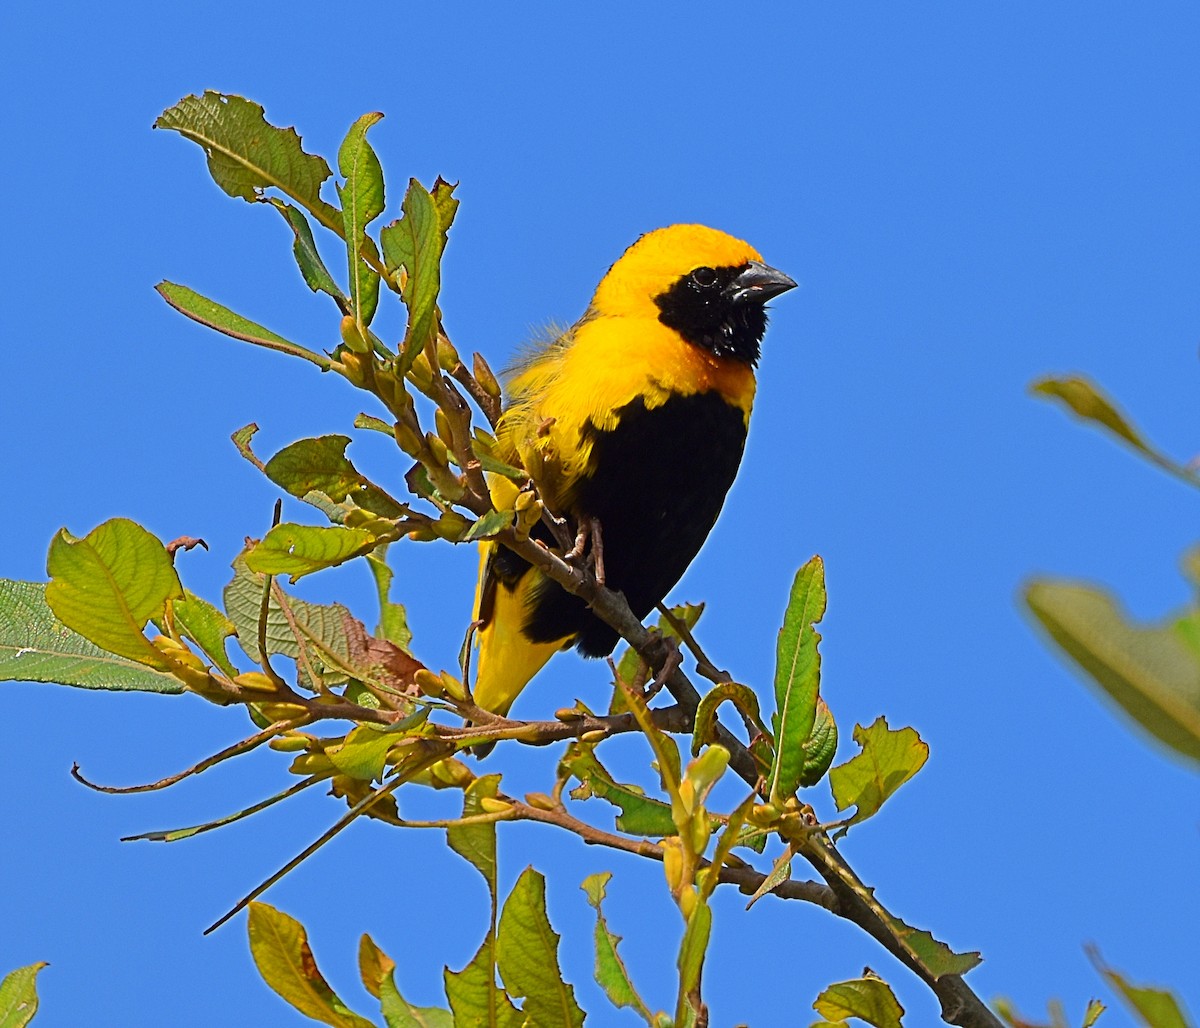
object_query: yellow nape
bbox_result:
[471,543,569,717]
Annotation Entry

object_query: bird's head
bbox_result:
[590,224,796,366]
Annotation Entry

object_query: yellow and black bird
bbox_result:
[471,224,795,724]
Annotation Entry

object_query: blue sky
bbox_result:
[2,3,1198,1025]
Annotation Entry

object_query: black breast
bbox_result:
[520,390,747,656]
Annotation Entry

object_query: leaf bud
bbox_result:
[678,887,698,921]
[439,671,467,702]
[478,796,512,814]
[414,669,446,697]
[473,353,502,399]
[554,707,586,722]
[429,757,474,788]
[579,729,607,744]
[268,733,312,753]
[256,701,310,723]
[425,432,451,469]
[289,752,333,776]
[434,407,456,449]
[524,792,558,811]
[433,511,471,541]
[436,335,461,372]
[392,419,425,458]
[233,671,280,694]
[407,351,434,392]
[339,315,370,354]
[748,803,781,826]
[661,838,686,895]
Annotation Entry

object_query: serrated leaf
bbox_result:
[337,113,386,333]
[264,436,405,519]
[444,940,523,1028]
[173,590,239,678]
[157,281,331,369]
[247,902,375,1028]
[813,976,905,1028]
[223,554,352,684]
[1090,948,1192,1028]
[799,698,839,788]
[562,746,676,836]
[45,519,183,669]
[0,579,182,693]
[829,717,928,835]
[156,92,340,228]
[1026,579,1200,765]
[245,523,387,583]
[270,200,346,305]
[770,557,826,804]
[497,868,585,1028]
[447,775,501,887]
[0,962,47,1028]
[581,873,654,1023]
[381,179,443,372]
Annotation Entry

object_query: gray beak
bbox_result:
[725,260,798,305]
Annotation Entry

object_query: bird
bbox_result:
[469,223,796,732]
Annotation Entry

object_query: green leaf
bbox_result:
[270,200,346,306]
[799,698,839,788]
[327,724,397,782]
[693,682,766,756]
[155,92,340,229]
[562,746,677,836]
[124,777,322,842]
[360,933,453,1027]
[173,590,239,678]
[223,554,351,684]
[813,976,905,1028]
[447,775,501,887]
[876,908,982,978]
[247,902,375,1028]
[444,940,523,1028]
[769,556,827,804]
[380,179,443,372]
[581,873,654,1023]
[265,436,406,518]
[245,523,388,583]
[497,868,585,1028]
[1083,999,1107,1027]
[430,177,460,243]
[337,113,386,333]
[45,519,184,669]
[1089,948,1193,1028]
[157,281,332,369]
[0,579,182,693]
[462,509,513,543]
[744,849,792,911]
[1026,580,1200,765]
[0,962,47,1028]
[829,717,928,835]
[676,901,712,1002]
[366,551,413,652]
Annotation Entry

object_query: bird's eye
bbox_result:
[690,266,718,288]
